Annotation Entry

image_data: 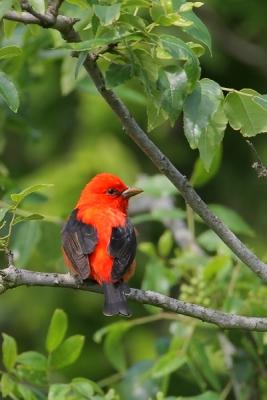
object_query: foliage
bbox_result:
[0,309,118,400]
[1,0,267,172]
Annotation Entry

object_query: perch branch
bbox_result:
[1,267,267,331]
[3,11,267,283]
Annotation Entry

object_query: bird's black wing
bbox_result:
[108,218,137,281]
[62,209,98,279]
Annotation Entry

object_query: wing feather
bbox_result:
[62,210,98,279]
[109,219,136,281]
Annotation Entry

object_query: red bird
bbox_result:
[62,173,143,317]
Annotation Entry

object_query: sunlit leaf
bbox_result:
[224,89,267,136]
[48,384,71,400]
[160,35,200,91]
[182,10,212,54]
[157,67,188,124]
[2,333,17,371]
[49,335,85,369]
[203,255,232,280]
[46,309,68,353]
[0,46,22,60]
[183,79,226,170]
[28,0,45,13]
[158,230,173,257]
[94,4,121,26]
[17,351,48,371]
[1,373,15,397]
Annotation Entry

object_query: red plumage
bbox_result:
[62,173,142,316]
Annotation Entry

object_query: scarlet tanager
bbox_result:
[62,173,143,317]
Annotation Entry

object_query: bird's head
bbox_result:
[76,173,143,213]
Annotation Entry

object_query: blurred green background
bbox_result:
[1,0,267,398]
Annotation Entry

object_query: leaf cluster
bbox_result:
[0,309,118,400]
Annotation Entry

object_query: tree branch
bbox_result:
[3,10,78,32]
[2,12,267,287]
[1,267,267,331]
[81,54,267,282]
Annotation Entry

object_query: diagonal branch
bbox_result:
[82,54,267,282]
[1,267,267,331]
[2,12,267,282]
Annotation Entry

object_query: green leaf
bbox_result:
[94,4,121,26]
[12,221,42,266]
[1,373,15,397]
[146,98,168,131]
[0,46,22,60]
[3,20,18,38]
[253,94,267,109]
[17,351,47,371]
[2,333,17,371]
[17,383,38,400]
[75,52,87,79]
[203,255,231,281]
[197,230,228,253]
[224,89,267,136]
[142,257,179,297]
[14,213,44,225]
[71,378,94,397]
[189,342,221,391]
[46,309,68,353]
[106,63,133,88]
[160,34,200,91]
[157,67,188,124]
[190,147,222,187]
[48,384,71,400]
[208,204,254,236]
[10,183,53,205]
[28,0,45,13]
[198,105,227,170]
[158,230,173,257]
[183,78,226,170]
[150,352,187,379]
[0,0,13,20]
[0,71,19,113]
[104,323,130,372]
[182,11,212,54]
[49,335,85,369]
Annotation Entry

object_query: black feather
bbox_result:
[108,218,136,281]
[62,209,98,279]
[103,282,131,317]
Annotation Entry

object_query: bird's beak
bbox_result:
[122,187,143,199]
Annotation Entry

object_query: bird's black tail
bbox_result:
[103,282,131,317]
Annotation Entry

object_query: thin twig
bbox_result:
[246,140,267,178]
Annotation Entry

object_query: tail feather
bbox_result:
[103,282,131,317]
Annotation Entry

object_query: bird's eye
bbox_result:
[107,188,118,196]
